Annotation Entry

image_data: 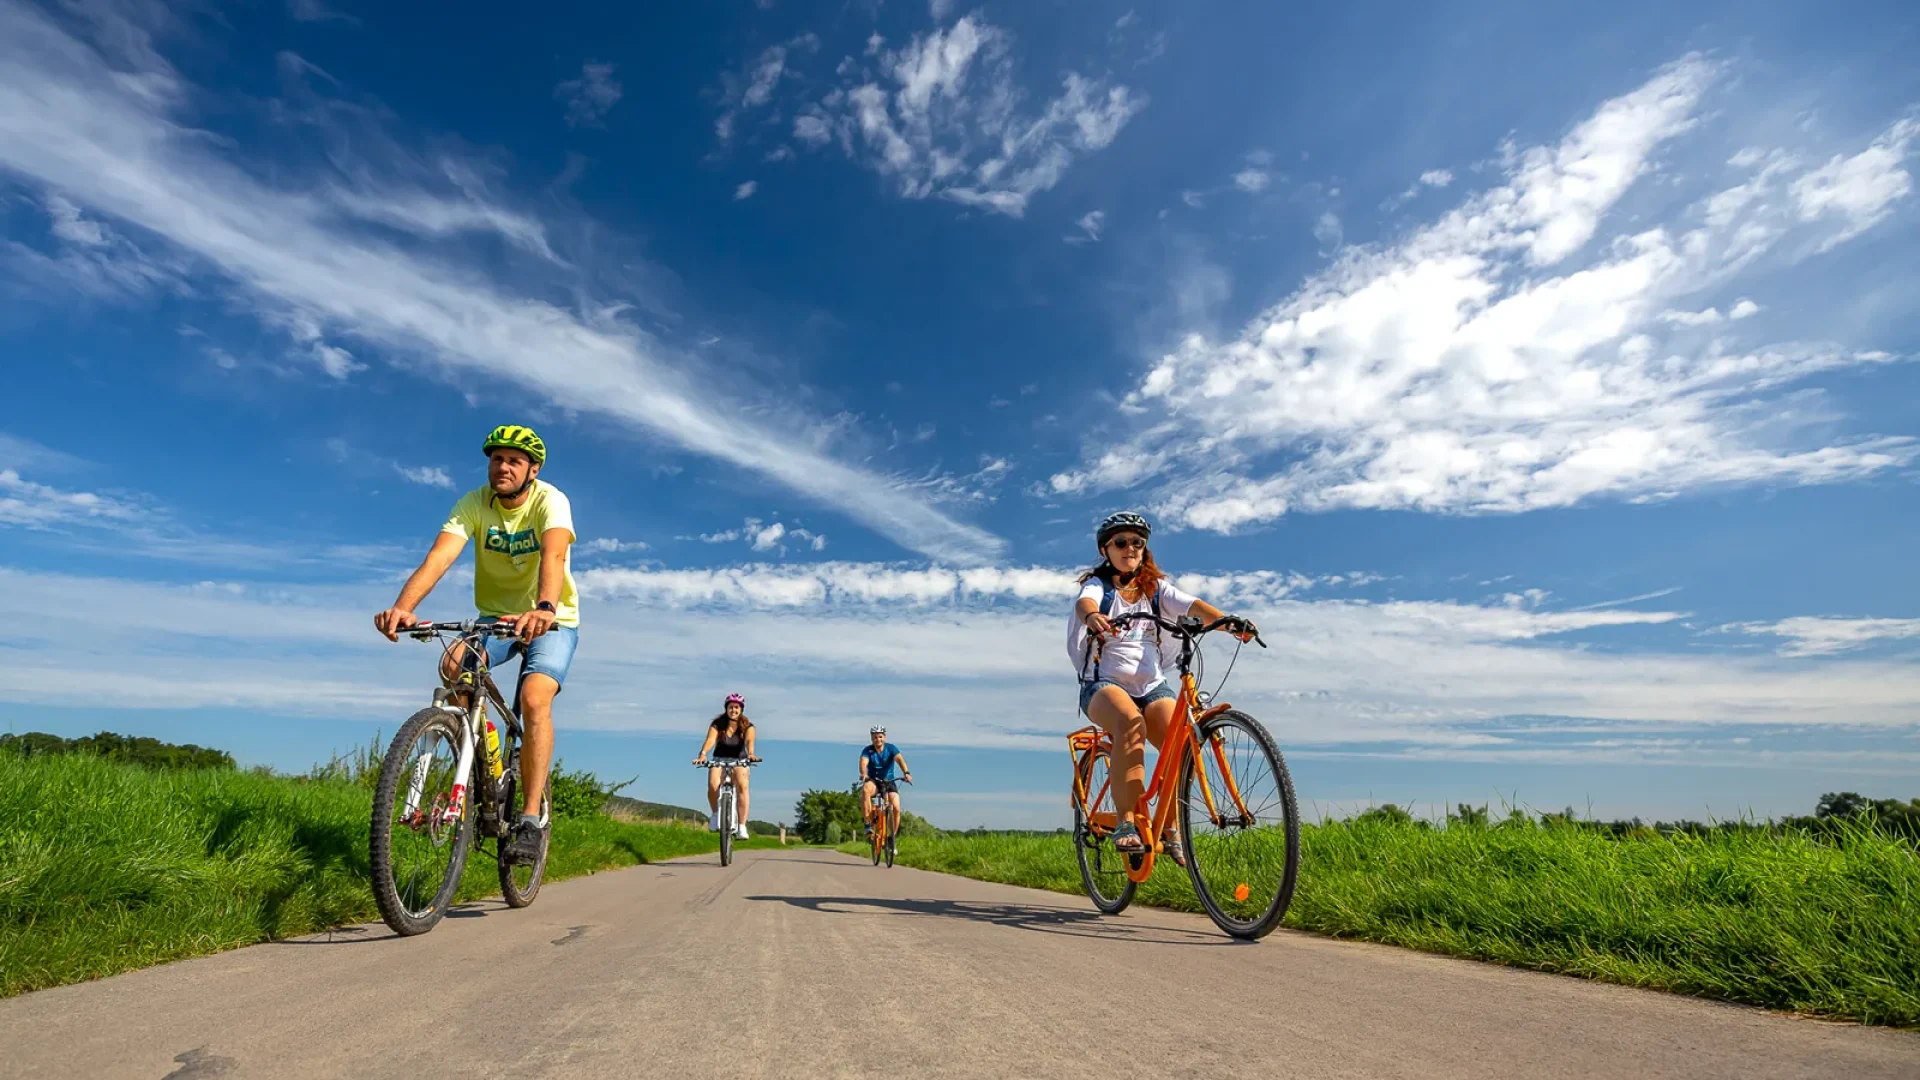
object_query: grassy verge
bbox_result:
[0,752,772,998]
[839,820,1920,1026]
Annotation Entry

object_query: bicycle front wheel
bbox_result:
[1179,710,1300,939]
[1074,747,1137,915]
[370,708,474,936]
[498,762,551,908]
[885,807,898,868]
[719,790,735,867]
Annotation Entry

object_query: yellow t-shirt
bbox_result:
[440,480,580,628]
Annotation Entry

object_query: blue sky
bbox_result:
[2,0,1917,828]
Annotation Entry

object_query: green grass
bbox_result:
[840,819,1920,1026]
[0,752,772,998]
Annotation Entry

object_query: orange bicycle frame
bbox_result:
[1070,673,1258,883]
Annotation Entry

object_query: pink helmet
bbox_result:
[724,693,746,707]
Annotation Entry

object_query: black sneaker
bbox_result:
[504,819,545,865]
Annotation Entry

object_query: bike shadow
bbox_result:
[273,901,506,945]
[743,894,1243,947]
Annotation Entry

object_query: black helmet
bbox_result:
[1097,511,1151,548]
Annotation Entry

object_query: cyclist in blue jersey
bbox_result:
[858,726,912,837]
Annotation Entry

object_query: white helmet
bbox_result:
[870,726,886,735]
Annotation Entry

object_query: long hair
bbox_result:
[1077,546,1165,598]
[710,712,754,738]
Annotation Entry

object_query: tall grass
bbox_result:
[0,752,767,997]
[846,819,1920,1026]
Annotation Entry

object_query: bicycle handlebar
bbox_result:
[405,620,520,640]
[1105,612,1268,649]
[695,758,760,767]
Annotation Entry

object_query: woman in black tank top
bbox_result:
[694,694,757,836]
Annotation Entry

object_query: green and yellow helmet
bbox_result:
[481,424,546,465]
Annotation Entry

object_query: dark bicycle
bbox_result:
[369,620,552,936]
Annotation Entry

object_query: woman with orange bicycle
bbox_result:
[1068,512,1257,861]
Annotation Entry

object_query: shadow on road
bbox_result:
[274,901,503,946]
[744,894,1242,947]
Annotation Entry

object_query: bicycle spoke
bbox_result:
[1181,713,1299,938]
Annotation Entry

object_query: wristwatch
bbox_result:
[536,601,556,613]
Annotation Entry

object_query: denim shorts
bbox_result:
[477,618,578,691]
[1078,678,1176,716]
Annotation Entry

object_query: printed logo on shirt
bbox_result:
[483,525,540,558]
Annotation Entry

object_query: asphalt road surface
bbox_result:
[1,847,1914,1079]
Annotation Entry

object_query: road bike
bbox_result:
[369,620,552,936]
[694,757,758,866]
[1067,613,1300,939]
[864,776,911,867]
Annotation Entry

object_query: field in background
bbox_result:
[0,752,776,998]
[840,818,1920,1027]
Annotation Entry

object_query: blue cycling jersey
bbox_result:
[861,742,902,781]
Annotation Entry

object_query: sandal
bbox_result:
[1111,820,1147,854]
[1161,831,1186,868]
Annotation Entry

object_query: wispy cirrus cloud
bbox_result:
[1724,616,1920,657]
[0,0,1003,564]
[555,61,623,128]
[1050,55,1919,532]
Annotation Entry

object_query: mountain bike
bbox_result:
[694,757,758,866]
[865,776,911,867]
[369,620,552,936]
[1067,613,1299,939]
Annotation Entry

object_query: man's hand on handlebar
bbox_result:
[374,608,419,642]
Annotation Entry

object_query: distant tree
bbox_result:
[794,788,864,843]
[1816,792,1869,820]
[545,760,635,818]
[825,821,845,845]
[1354,803,1414,826]
[1448,803,1489,828]
[0,730,233,771]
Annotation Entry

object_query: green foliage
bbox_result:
[546,759,634,819]
[824,821,844,845]
[0,751,774,998]
[0,730,233,771]
[794,788,865,843]
[848,811,1920,1027]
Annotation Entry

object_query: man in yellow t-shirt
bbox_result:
[374,425,578,864]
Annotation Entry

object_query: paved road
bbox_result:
[1,848,1913,1079]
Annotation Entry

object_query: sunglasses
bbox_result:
[1106,536,1147,551]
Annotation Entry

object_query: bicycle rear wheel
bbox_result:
[1074,746,1137,915]
[719,788,735,867]
[498,757,551,908]
[1179,710,1300,939]
[370,708,474,936]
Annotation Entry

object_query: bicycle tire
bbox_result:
[871,803,885,866]
[885,806,897,868]
[498,762,551,908]
[719,788,734,867]
[1073,747,1137,915]
[1179,710,1300,940]
[370,708,474,936]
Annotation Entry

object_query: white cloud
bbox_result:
[929,0,955,20]
[715,34,820,143]
[1050,56,1918,532]
[393,464,454,489]
[7,561,1915,769]
[787,16,1144,217]
[1420,169,1454,188]
[0,3,1002,564]
[1790,117,1916,249]
[1233,168,1270,193]
[1066,209,1104,244]
[44,194,105,245]
[1726,616,1920,657]
[750,520,786,551]
[1312,209,1342,250]
[582,537,649,554]
[555,61,623,128]
[734,180,758,200]
[1384,168,1459,210]
[1729,298,1761,319]
[0,468,138,528]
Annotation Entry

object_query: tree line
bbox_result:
[1,730,233,771]
[791,787,937,844]
[1351,792,1920,843]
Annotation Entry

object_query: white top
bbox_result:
[1065,577,1198,697]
